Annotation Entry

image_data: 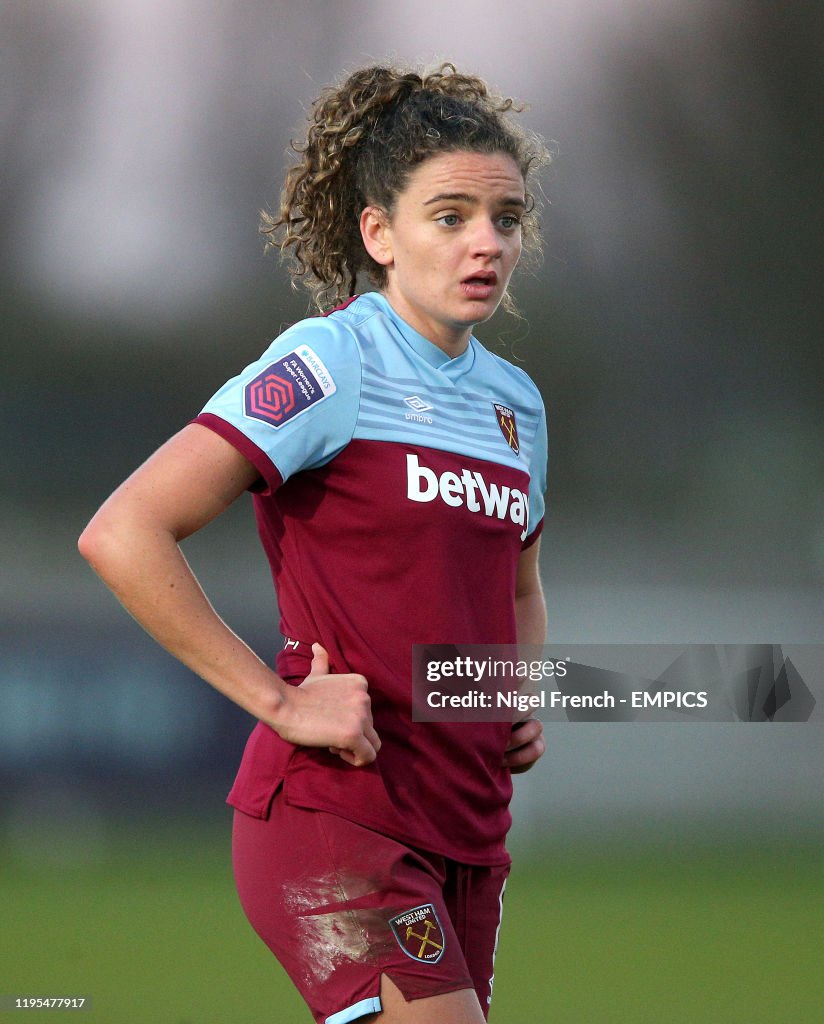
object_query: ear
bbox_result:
[359,206,393,267]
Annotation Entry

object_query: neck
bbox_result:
[380,289,471,358]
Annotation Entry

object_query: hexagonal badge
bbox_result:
[244,344,336,429]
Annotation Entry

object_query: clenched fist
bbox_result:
[273,644,381,767]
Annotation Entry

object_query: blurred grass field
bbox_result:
[2,819,821,1023]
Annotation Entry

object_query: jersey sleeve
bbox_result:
[193,317,362,494]
[523,398,548,549]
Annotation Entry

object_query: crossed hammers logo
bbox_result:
[500,415,517,447]
[494,403,519,453]
[406,918,444,958]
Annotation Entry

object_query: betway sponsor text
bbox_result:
[406,453,528,541]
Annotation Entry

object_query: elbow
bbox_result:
[77,510,124,573]
[77,514,107,569]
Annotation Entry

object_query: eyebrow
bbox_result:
[423,192,526,208]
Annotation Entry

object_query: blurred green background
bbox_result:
[2,0,822,1020]
[2,821,821,1023]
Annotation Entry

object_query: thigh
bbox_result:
[361,974,486,1024]
[444,861,510,1016]
[232,797,482,1024]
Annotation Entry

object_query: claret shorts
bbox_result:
[232,794,510,1024]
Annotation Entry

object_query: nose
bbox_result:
[470,217,503,259]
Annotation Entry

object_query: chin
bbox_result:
[463,301,500,324]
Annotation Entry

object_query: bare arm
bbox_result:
[78,423,379,766]
[503,537,547,773]
[514,535,547,646]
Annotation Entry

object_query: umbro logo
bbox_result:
[403,396,433,413]
[403,395,433,425]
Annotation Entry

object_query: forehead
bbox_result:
[401,151,525,201]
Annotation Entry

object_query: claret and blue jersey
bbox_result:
[195,292,548,865]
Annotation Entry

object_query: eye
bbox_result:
[498,214,522,230]
[436,214,461,227]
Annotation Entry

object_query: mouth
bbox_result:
[461,270,498,300]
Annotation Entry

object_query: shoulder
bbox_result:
[242,300,379,404]
[313,292,386,338]
[266,294,386,363]
[267,305,360,358]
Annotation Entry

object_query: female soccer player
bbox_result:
[79,63,549,1024]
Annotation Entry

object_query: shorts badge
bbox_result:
[388,904,445,964]
[493,403,520,454]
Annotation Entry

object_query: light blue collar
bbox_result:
[364,292,477,378]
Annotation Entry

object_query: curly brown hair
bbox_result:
[262,62,550,312]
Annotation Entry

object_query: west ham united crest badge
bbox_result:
[493,402,520,454]
[388,904,445,964]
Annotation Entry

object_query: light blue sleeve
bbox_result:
[526,398,548,545]
[481,349,547,546]
[198,316,362,488]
